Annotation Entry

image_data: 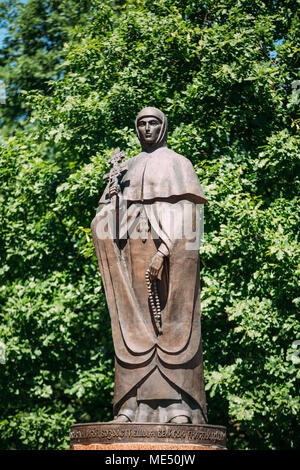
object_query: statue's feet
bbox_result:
[169,415,190,424]
[114,414,131,423]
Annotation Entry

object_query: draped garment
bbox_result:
[91,146,207,423]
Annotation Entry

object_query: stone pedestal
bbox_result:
[70,422,226,450]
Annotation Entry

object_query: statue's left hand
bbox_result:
[148,251,164,281]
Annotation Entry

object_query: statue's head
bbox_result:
[135,107,168,152]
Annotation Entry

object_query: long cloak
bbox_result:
[91,146,207,423]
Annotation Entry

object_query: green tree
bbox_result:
[0,0,106,136]
[0,0,299,449]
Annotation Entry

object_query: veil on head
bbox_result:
[135,107,168,150]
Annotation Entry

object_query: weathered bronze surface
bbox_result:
[91,107,209,425]
[70,422,226,449]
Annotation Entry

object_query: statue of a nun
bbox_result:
[91,107,208,424]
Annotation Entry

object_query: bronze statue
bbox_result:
[91,107,207,425]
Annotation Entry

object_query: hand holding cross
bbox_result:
[103,148,127,200]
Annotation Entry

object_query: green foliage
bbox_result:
[0,0,299,450]
[0,0,107,136]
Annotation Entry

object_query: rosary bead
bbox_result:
[145,269,162,334]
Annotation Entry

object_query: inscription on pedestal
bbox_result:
[70,423,226,448]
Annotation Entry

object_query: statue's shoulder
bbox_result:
[124,151,145,168]
[162,147,196,172]
[125,148,195,173]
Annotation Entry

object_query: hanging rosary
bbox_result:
[145,268,162,335]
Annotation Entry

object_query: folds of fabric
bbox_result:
[91,198,207,418]
[99,147,207,206]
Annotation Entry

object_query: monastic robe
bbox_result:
[91,146,208,423]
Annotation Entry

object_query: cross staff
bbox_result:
[103,148,127,242]
[103,147,127,202]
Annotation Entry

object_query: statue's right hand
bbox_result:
[109,183,119,199]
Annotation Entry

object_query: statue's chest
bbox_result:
[120,153,169,200]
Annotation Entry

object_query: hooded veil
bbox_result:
[135,106,168,150]
[91,107,207,424]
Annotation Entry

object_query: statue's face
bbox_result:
[137,116,162,148]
